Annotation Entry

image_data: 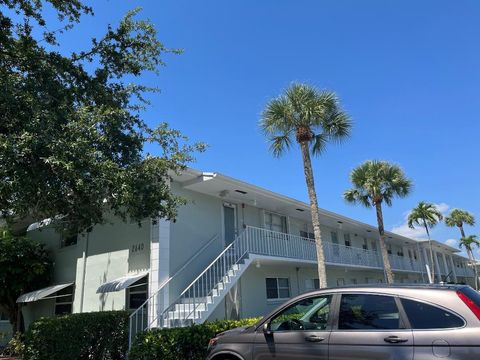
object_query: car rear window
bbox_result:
[401,298,464,329]
[459,287,480,307]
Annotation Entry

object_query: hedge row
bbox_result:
[129,317,261,360]
[23,311,129,360]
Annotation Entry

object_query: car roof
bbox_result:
[300,283,469,296]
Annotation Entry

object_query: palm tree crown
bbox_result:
[260,83,351,156]
[344,160,412,207]
[459,235,480,252]
[445,209,475,229]
[407,202,443,235]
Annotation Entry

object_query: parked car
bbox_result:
[206,284,480,360]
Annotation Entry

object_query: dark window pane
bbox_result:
[129,292,147,309]
[278,278,289,288]
[267,288,278,299]
[339,294,400,330]
[266,278,277,289]
[55,303,72,316]
[402,298,464,329]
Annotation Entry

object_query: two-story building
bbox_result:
[10,168,475,347]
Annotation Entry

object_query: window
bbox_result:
[55,286,74,316]
[362,238,368,250]
[387,244,392,255]
[269,295,332,332]
[337,278,345,286]
[305,279,320,291]
[60,233,78,248]
[339,294,401,330]
[265,212,287,233]
[344,233,351,247]
[401,298,464,329]
[351,278,357,285]
[331,231,339,244]
[300,231,315,240]
[413,250,418,260]
[266,278,290,300]
[127,277,148,310]
[397,251,404,257]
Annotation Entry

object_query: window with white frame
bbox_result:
[265,212,287,233]
[300,230,315,240]
[266,278,290,300]
[126,276,148,310]
[362,237,368,250]
[305,278,320,291]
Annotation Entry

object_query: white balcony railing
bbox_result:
[245,226,424,273]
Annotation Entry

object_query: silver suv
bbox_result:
[206,284,480,360]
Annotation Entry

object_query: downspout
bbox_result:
[79,232,90,313]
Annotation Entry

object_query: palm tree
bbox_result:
[344,160,412,284]
[407,202,443,283]
[459,235,480,290]
[445,209,475,239]
[260,83,351,288]
[445,209,477,288]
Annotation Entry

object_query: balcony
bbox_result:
[244,226,424,273]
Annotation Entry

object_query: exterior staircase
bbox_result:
[129,230,252,348]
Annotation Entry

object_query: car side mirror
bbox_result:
[263,322,272,335]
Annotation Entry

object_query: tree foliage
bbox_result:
[0,227,53,332]
[260,83,351,157]
[407,201,443,235]
[0,0,205,233]
[445,209,476,229]
[344,160,412,207]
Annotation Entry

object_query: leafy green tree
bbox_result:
[0,1,205,234]
[260,83,351,288]
[459,235,480,290]
[407,202,443,282]
[445,209,477,288]
[344,160,412,284]
[0,227,53,333]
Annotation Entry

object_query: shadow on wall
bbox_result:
[99,253,112,311]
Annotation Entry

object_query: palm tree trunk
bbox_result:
[300,141,328,288]
[423,219,435,283]
[459,225,477,288]
[375,202,394,284]
[459,225,466,239]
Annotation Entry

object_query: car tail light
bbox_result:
[457,290,480,320]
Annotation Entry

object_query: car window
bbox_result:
[401,298,464,329]
[338,294,401,330]
[269,295,332,332]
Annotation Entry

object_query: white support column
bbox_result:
[449,255,458,283]
[148,218,170,328]
[422,247,433,283]
[441,253,451,282]
[433,250,442,283]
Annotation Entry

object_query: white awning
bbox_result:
[16,283,74,303]
[96,272,148,294]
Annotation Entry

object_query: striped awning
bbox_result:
[96,272,148,294]
[16,283,74,303]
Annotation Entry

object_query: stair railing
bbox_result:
[160,229,250,327]
[128,233,219,349]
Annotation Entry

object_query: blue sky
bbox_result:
[36,1,480,252]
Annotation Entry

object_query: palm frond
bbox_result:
[445,209,476,228]
[344,189,371,208]
[269,133,292,158]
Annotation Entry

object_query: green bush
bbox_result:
[129,317,261,360]
[23,311,129,360]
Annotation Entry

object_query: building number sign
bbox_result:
[131,243,145,253]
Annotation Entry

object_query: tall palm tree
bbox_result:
[445,209,477,288]
[459,235,480,290]
[344,160,412,284]
[407,202,443,283]
[260,83,351,288]
[445,209,475,239]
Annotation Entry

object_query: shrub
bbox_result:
[23,311,129,360]
[129,317,261,360]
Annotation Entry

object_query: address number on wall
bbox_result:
[131,243,145,253]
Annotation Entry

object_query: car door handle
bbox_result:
[384,336,408,344]
[305,335,325,342]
